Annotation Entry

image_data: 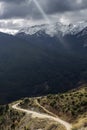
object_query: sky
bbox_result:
[0,0,87,34]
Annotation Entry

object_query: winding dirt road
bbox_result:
[12,102,72,130]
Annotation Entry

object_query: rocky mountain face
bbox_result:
[16,21,87,50]
[0,21,87,104]
[17,21,87,36]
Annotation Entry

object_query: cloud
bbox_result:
[0,0,87,20]
[0,0,26,4]
[42,0,87,14]
[0,0,87,33]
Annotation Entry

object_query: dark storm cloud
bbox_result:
[0,0,87,34]
[0,0,26,3]
[42,0,87,14]
[0,0,43,19]
[41,0,72,14]
[1,4,31,19]
[0,0,87,20]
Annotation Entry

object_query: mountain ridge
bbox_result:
[0,21,87,104]
[17,21,87,37]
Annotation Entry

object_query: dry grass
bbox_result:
[17,115,66,130]
[72,115,87,130]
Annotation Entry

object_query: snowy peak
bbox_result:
[18,21,87,37]
[19,24,46,35]
[18,23,63,37]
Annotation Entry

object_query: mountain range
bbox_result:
[0,21,87,104]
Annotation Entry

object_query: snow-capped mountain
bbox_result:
[17,21,87,37]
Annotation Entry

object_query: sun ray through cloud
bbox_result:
[28,0,50,24]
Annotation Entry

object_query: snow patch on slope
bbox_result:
[18,21,87,37]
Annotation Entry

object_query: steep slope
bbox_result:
[0,21,87,104]
[16,21,87,51]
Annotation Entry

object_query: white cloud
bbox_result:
[0,18,49,34]
[76,0,82,4]
[0,28,18,34]
[59,16,70,25]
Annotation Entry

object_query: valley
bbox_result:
[0,0,87,130]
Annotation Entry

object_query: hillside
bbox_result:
[0,103,66,130]
[39,85,87,130]
[38,86,87,119]
[0,103,25,130]
[0,86,86,130]
[19,85,87,130]
[0,30,87,104]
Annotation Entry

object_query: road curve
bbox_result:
[12,103,72,130]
